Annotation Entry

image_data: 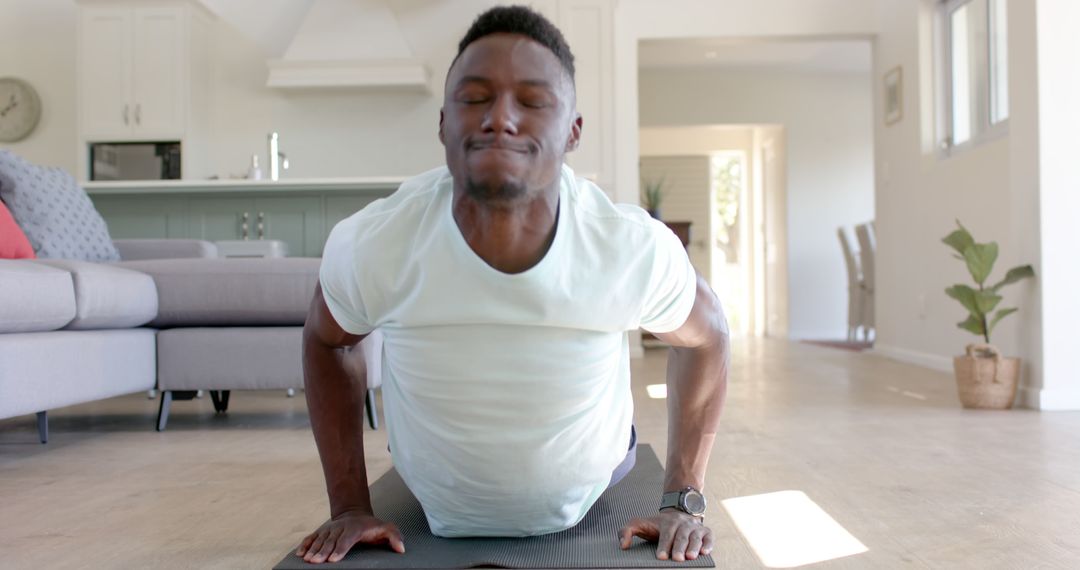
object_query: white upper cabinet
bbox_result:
[555,0,615,192]
[131,7,185,135]
[79,6,134,138]
[78,1,210,142]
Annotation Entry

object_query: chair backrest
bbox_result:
[360,330,383,389]
[837,227,861,288]
[343,330,383,390]
[854,223,875,290]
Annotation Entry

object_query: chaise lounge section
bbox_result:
[115,257,321,431]
[0,257,159,443]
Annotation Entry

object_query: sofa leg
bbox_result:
[157,391,172,432]
[210,390,231,413]
[36,411,48,444]
[365,389,379,430]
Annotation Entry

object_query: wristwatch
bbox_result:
[660,486,707,518]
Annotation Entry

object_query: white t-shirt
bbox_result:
[319,164,696,537]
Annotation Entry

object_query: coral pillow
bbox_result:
[0,199,35,258]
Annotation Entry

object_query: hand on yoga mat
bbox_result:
[296,510,405,564]
[619,510,714,562]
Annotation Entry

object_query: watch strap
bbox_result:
[659,490,682,510]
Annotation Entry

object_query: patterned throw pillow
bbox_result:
[0,150,120,262]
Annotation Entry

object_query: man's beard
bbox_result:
[463,176,528,204]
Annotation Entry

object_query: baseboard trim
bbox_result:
[871,344,953,373]
[788,330,856,341]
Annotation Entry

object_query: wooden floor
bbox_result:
[2,338,1079,569]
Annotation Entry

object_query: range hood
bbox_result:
[265,0,430,92]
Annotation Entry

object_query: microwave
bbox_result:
[89,142,182,181]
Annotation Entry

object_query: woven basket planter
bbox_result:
[952,343,1020,409]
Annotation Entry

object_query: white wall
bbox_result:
[1031,0,1080,410]
[612,0,879,210]
[0,0,78,174]
[639,67,874,339]
[870,0,1045,404]
[639,126,754,157]
[0,0,552,180]
[205,0,555,180]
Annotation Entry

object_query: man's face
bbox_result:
[440,33,582,203]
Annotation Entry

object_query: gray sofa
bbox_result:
[0,240,382,442]
[0,240,200,443]
[114,255,323,431]
[0,150,379,442]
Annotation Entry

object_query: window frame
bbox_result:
[936,0,1009,158]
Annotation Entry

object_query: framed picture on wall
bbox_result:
[884,66,903,125]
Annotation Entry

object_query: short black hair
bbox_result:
[453,5,575,81]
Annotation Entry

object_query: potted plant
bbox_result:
[641,176,664,219]
[942,220,1035,409]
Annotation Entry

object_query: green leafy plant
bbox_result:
[641,176,664,212]
[942,220,1035,343]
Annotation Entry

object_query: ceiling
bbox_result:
[638,38,872,74]
[199,0,314,56]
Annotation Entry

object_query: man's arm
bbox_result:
[619,272,729,562]
[297,284,405,564]
[654,272,729,495]
[304,283,371,516]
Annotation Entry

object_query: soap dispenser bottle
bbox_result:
[247,154,263,180]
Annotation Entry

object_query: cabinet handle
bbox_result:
[257,212,265,240]
[135,103,141,125]
[241,212,250,240]
[123,104,129,125]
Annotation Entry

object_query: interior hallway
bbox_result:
[1,339,1078,568]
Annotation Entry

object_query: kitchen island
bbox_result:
[85,177,406,257]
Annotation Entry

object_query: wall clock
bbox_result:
[0,77,43,142]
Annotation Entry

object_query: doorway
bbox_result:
[639,125,788,338]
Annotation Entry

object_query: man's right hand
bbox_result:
[296,510,406,564]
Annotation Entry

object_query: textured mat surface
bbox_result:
[275,444,714,569]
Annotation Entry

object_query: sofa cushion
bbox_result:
[0,260,76,333]
[0,329,156,420]
[0,150,121,262]
[113,238,219,261]
[114,257,320,327]
[156,327,303,390]
[35,260,158,330]
[0,199,35,259]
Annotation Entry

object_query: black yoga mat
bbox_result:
[275,444,713,569]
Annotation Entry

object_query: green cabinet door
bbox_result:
[253,196,324,257]
[188,197,254,242]
[324,195,381,243]
[92,195,189,239]
[87,186,395,258]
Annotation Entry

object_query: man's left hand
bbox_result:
[618,509,714,561]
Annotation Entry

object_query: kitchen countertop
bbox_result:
[82,176,408,195]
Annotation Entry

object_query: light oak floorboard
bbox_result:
[2,338,1078,569]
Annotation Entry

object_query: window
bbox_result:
[941,0,1009,150]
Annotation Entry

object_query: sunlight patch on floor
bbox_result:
[722,490,868,568]
[646,384,667,399]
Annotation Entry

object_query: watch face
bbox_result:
[682,489,707,515]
